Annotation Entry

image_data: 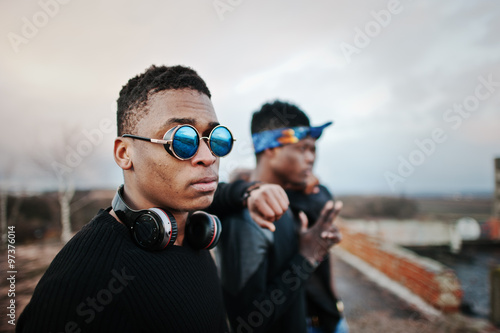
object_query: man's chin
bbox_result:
[287,180,308,191]
[189,193,215,211]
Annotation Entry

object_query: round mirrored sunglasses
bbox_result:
[122,124,235,160]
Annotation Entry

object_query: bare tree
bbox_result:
[32,125,80,243]
[58,179,75,243]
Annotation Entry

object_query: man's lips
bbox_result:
[190,176,218,192]
[303,168,313,176]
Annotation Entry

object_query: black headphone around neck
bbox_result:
[111,185,221,251]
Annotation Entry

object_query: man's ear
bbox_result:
[263,147,277,158]
[114,137,133,170]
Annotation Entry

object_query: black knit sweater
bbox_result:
[17,209,228,333]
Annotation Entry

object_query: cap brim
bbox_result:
[310,121,333,139]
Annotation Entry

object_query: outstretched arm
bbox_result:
[206,180,249,218]
[207,181,289,231]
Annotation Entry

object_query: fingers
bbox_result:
[251,194,284,221]
[299,211,308,233]
[318,200,342,226]
[311,200,343,247]
[320,231,336,239]
[276,186,290,210]
[248,184,289,222]
[269,185,290,214]
[247,184,290,232]
[329,200,342,222]
[320,229,342,243]
[333,201,343,216]
[322,200,335,212]
[250,213,276,232]
[318,200,334,224]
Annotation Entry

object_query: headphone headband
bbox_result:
[111,185,140,230]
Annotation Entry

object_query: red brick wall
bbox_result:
[485,217,500,240]
[338,222,463,313]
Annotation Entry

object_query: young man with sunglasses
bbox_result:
[17,65,233,332]
[215,100,343,333]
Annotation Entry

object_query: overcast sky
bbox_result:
[1,0,499,196]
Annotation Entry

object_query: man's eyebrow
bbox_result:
[164,118,220,128]
[165,118,197,126]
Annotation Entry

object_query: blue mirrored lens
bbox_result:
[172,126,198,159]
[210,126,233,157]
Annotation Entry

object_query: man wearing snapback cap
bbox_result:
[216,100,343,333]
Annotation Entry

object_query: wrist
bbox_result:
[242,181,263,207]
[303,255,320,269]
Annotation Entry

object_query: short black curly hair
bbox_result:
[251,100,310,135]
[116,65,211,136]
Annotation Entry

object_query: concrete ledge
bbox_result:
[337,222,463,313]
[333,246,442,318]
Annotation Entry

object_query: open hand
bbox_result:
[299,200,342,266]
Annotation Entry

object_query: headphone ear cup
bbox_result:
[185,211,221,250]
[112,185,178,251]
[133,208,177,251]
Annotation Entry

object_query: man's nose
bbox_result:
[191,138,217,166]
[305,150,315,164]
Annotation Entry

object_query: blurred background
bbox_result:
[1,1,499,332]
